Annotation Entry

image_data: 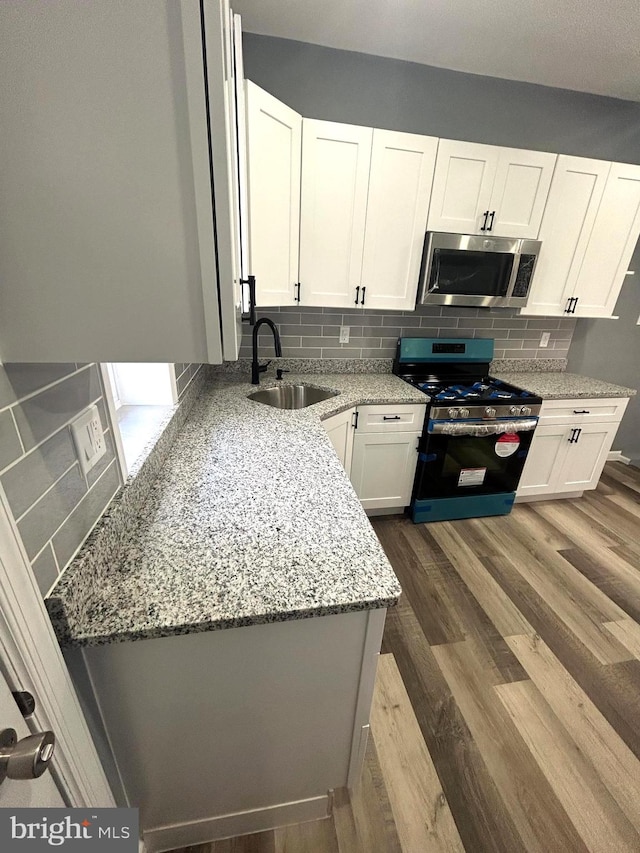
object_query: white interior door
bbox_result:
[489,148,556,238]
[427,139,498,234]
[0,664,64,808]
[299,120,373,308]
[245,82,301,307]
[360,130,438,311]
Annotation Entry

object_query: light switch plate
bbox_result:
[539,332,551,348]
[71,404,106,477]
[339,326,350,344]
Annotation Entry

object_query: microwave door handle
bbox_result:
[503,252,521,300]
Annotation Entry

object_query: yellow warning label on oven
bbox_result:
[458,467,486,487]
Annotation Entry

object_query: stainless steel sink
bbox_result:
[248,384,339,410]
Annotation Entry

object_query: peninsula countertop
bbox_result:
[47,372,425,647]
[492,370,636,400]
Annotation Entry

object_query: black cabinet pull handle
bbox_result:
[565,296,578,314]
[574,427,582,443]
[572,296,579,313]
[488,211,495,231]
[573,410,590,415]
[480,210,489,231]
[354,286,360,305]
[240,275,257,325]
[568,427,583,444]
[294,282,301,302]
[352,410,359,429]
[360,286,366,305]
[383,415,401,421]
[564,297,572,313]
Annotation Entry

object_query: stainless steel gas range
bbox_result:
[393,337,542,523]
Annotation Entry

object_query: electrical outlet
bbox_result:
[539,332,551,348]
[71,404,106,477]
[339,326,350,344]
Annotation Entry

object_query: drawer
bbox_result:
[539,397,629,425]
[355,403,426,433]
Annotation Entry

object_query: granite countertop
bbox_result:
[48,372,425,647]
[491,370,636,400]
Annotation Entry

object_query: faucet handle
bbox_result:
[258,359,272,374]
[276,368,290,381]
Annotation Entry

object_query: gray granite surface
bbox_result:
[492,371,636,399]
[491,358,567,373]
[212,357,394,375]
[47,373,422,647]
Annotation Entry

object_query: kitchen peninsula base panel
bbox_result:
[72,609,385,850]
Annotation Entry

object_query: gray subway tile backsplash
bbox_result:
[17,464,88,560]
[52,461,120,570]
[246,305,576,362]
[0,410,23,470]
[2,427,78,519]
[13,365,102,451]
[1,362,124,599]
[31,544,60,597]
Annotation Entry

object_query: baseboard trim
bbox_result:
[515,491,584,503]
[143,795,330,852]
[608,450,631,465]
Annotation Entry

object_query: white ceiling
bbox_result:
[233,0,640,102]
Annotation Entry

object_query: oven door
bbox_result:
[414,419,537,500]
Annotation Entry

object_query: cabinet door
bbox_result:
[350,432,420,510]
[516,424,568,497]
[245,82,301,307]
[0,0,225,362]
[489,148,556,238]
[360,130,438,311]
[322,408,356,473]
[572,162,640,318]
[557,423,619,493]
[427,140,498,234]
[299,120,373,308]
[522,156,611,316]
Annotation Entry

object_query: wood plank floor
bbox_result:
[172,462,640,852]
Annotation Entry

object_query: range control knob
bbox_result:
[509,405,521,416]
[458,407,470,418]
[521,405,532,416]
[484,406,497,418]
[448,408,459,418]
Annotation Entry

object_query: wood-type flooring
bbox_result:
[173,462,640,852]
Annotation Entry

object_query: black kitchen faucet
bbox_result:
[251,317,282,385]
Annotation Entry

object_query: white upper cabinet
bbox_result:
[299,120,373,308]
[0,0,236,363]
[523,157,640,318]
[427,140,498,234]
[488,147,556,238]
[571,161,640,317]
[245,82,302,308]
[427,140,556,238]
[523,156,611,316]
[360,130,438,311]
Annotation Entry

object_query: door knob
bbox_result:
[0,727,55,785]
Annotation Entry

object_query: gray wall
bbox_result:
[243,34,640,163]
[0,363,122,596]
[568,246,640,464]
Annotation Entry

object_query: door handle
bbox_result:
[568,427,582,444]
[573,410,590,415]
[354,286,360,305]
[0,728,55,785]
[360,286,366,305]
[480,210,489,231]
[383,415,401,421]
[294,282,301,303]
[488,211,495,231]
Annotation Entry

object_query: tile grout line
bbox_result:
[13,461,81,525]
[9,406,26,454]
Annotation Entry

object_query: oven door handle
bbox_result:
[428,419,538,436]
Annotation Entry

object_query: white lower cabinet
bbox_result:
[517,397,628,499]
[322,403,425,511]
[350,431,420,510]
[322,407,356,472]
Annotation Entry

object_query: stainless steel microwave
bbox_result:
[418,232,541,309]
